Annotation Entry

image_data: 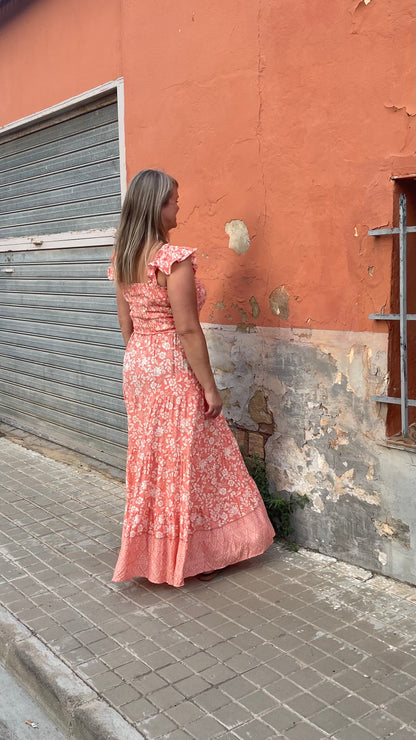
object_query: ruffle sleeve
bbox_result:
[149,244,197,275]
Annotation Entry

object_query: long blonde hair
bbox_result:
[113,169,178,284]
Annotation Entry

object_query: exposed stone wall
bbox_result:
[205,324,416,585]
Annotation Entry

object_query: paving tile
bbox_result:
[140,713,178,739]
[267,653,301,676]
[221,676,255,700]
[113,658,150,681]
[265,677,303,702]
[158,731,194,740]
[208,641,242,661]
[183,714,227,738]
[239,689,278,714]
[88,670,123,691]
[333,645,368,667]
[310,707,350,733]
[229,631,263,649]
[380,670,416,693]
[384,696,416,724]
[173,675,211,698]
[158,662,193,684]
[359,708,403,737]
[129,637,160,657]
[214,703,253,729]
[335,668,371,691]
[387,729,416,740]
[142,649,176,670]
[285,691,327,718]
[242,665,279,688]
[290,643,327,666]
[288,666,323,690]
[61,645,95,665]
[358,656,395,681]
[262,705,303,732]
[190,630,224,649]
[102,682,141,707]
[199,663,237,686]
[246,643,283,663]
[233,718,277,740]
[111,626,143,646]
[165,700,204,725]
[182,650,217,672]
[153,630,184,649]
[131,673,167,694]
[358,681,396,705]
[193,687,230,712]
[285,721,330,740]
[225,652,261,674]
[380,649,416,671]
[121,697,158,721]
[402,661,416,678]
[313,655,350,677]
[334,694,375,719]
[331,725,378,740]
[174,620,204,638]
[167,640,200,660]
[102,647,136,669]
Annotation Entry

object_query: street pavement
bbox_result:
[0,663,70,740]
[0,429,416,740]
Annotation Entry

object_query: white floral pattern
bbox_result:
[110,244,275,586]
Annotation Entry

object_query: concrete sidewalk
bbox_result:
[0,432,416,740]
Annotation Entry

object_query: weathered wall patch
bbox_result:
[225,220,250,254]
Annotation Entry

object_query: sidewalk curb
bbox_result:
[0,606,145,740]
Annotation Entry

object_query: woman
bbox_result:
[110,169,274,587]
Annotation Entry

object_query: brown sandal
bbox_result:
[196,567,228,581]
[197,570,219,581]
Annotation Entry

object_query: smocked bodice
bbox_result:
[109,244,206,335]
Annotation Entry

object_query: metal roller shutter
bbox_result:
[0,245,126,468]
[0,97,121,238]
[0,93,126,468]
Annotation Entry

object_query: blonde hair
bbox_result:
[113,169,178,284]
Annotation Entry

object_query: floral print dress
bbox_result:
[110,244,275,587]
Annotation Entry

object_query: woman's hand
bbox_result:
[204,386,223,419]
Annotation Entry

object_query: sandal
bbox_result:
[197,570,219,581]
[196,567,228,581]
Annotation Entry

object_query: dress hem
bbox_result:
[112,502,275,588]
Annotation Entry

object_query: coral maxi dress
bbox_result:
[110,244,275,587]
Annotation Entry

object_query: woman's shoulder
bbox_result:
[149,244,197,275]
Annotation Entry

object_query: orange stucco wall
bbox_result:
[1,0,415,332]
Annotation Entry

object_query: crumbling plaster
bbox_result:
[205,324,416,584]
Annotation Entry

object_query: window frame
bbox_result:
[369,176,416,447]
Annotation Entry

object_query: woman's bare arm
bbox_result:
[116,282,133,346]
[166,258,222,418]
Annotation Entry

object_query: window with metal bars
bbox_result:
[369,178,416,446]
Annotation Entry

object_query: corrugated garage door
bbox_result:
[0,95,121,238]
[0,93,127,468]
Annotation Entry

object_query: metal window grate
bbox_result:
[368,193,416,438]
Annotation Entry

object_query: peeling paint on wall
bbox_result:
[225,220,250,254]
[204,324,416,584]
[249,389,273,425]
[385,104,416,118]
[249,296,260,319]
[374,517,411,548]
[269,286,289,320]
